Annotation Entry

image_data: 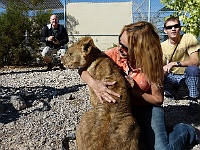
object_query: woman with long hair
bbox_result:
[79,21,199,149]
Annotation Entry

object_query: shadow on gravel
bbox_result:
[0,66,68,75]
[0,83,86,124]
[164,104,200,127]
[0,68,47,75]
[0,101,20,124]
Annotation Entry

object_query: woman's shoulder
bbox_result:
[105,47,118,56]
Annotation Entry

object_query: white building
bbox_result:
[67,2,133,50]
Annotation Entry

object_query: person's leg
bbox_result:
[41,46,52,63]
[151,107,197,150]
[132,106,155,150]
[133,105,198,150]
[151,106,168,149]
[184,66,200,99]
[60,47,66,59]
[58,48,66,70]
[164,73,185,99]
[41,46,54,70]
[167,123,197,150]
[184,66,200,114]
[164,73,175,97]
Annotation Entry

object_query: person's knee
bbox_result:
[164,76,174,87]
[60,48,66,57]
[164,74,170,85]
[185,66,200,77]
[41,46,50,57]
[174,123,194,132]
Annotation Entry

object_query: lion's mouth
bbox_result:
[64,62,84,69]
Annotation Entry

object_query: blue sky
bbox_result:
[0,8,4,13]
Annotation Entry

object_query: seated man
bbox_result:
[41,14,69,71]
[162,16,200,114]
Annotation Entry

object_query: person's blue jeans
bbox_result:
[132,105,197,150]
[164,66,200,99]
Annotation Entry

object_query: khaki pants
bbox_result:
[41,46,66,63]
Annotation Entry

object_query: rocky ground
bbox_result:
[0,66,200,150]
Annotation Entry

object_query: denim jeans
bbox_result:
[164,66,200,99]
[132,105,197,150]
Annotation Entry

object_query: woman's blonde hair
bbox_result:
[119,21,163,86]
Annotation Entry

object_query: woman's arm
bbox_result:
[130,83,164,106]
[79,67,163,106]
[78,68,120,103]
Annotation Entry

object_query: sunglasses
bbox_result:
[119,42,128,49]
[165,24,180,30]
[118,37,128,51]
[119,42,128,52]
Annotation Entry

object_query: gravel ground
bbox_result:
[0,66,199,150]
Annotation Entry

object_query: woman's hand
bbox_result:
[78,68,120,104]
[91,80,120,103]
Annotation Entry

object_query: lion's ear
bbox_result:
[81,37,94,53]
[82,43,90,52]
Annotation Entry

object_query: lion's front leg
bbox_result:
[76,110,95,150]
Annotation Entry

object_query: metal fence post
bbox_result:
[148,0,151,22]
[64,0,66,28]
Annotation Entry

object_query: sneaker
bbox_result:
[164,91,174,98]
[46,62,53,71]
[164,91,181,102]
[59,63,66,70]
[188,98,199,115]
[164,91,181,104]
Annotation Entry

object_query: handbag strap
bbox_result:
[168,42,179,63]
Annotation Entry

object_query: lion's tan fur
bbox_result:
[62,37,140,150]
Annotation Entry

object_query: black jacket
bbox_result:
[41,24,69,49]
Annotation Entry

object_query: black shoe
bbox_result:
[46,62,53,71]
[188,98,199,115]
[59,63,66,70]
[164,91,175,99]
[62,137,69,150]
[62,133,76,150]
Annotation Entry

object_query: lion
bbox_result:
[62,37,140,150]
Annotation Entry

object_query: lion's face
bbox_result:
[62,37,94,69]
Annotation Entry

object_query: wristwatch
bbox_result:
[176,61,181,66]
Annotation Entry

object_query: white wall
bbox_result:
[67,2,133,50]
